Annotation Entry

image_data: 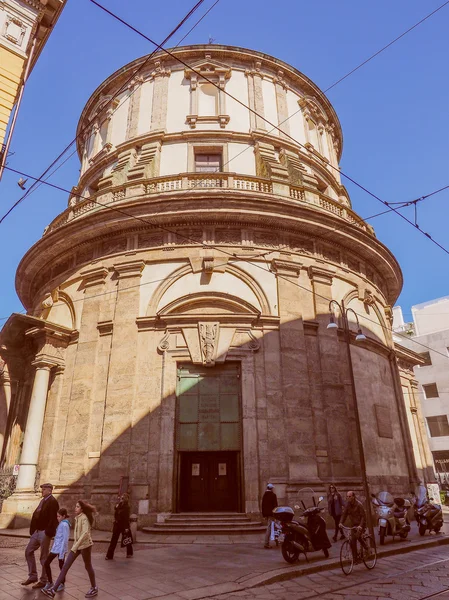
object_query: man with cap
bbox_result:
[21,483,59,588]
[261,483,278,549]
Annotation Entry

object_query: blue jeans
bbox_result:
[264,517,274,546]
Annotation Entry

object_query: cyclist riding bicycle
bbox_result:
[340,491,367,560]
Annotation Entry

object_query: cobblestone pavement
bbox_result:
[215,545,449,600]
[1,532,449,600]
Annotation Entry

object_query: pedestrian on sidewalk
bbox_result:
[328,484,345,542]
[41,500,98,599]
[42,508,70,592]
[105,492,133,560]
[21,482,59,589]
[261,483,278,549]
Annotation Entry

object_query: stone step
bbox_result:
[152,520,263,528]
[167,516,251,523]
[142,524,266,535]
[170,512,248,519]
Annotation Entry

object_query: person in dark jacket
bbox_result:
[105,493,133,559]
[261,483,278,549]
[21,483,59,588]
[327,484,345,542]
[341,490,367,560]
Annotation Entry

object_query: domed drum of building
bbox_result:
[0,45,432,527]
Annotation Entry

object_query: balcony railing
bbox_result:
[44,172,373,236]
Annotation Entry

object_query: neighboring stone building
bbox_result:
[394,298,449,486]
[0,0,65,172]
[0,45,430,527]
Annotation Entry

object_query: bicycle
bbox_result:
[339,525,377,575]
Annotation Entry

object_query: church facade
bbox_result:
[0,45,433,527]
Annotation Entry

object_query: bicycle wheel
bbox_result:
[362,535,377,570]
[340,540,354,575]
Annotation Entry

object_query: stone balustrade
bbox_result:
[44,172,373,236]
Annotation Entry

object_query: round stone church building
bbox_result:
[0,45,424,527]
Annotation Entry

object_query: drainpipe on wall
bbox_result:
[0,34,38,181]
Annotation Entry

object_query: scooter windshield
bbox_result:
[415,485,428,507]
[377,491,394,505]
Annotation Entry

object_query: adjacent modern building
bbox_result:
[394,297,449,486]
[0,45,433,528]
[0,0,65,173]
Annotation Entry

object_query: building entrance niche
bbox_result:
[176,363,242,512]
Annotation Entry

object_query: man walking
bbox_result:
[261,483,278,549]
[22,483,59,589]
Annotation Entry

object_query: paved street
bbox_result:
[1,526,449,600]
[216,544,449,600]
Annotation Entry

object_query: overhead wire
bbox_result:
[0,0,211,222]
[1,3,449,363]
[2,0,446,230]
[2,166,449,362]
[87,0,449,257]
[3,160,448,271]
[174,0,221,47]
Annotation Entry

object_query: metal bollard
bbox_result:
[130,514,138,543]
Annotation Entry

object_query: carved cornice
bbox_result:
[270,259,302,278]
[97,320,113,336]
[394,342,426,368]
[80,266,109,289]
[113,259,145,279]
[25,323,72,367]
[308,266,335,286]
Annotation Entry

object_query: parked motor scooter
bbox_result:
[274,491,331,564]
[371,491,411,545]
[413,484,443,536]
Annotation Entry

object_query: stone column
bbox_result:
[15,360,53,491]
[0,360,11,459]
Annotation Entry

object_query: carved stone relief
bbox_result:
[199,322,219,366]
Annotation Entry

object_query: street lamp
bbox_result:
[327,299,375,543]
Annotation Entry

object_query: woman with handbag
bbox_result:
[105,493,133,560]
[327,484,345,542]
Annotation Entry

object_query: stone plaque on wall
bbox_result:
[374,404,393,438]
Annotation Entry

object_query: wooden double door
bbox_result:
[179,451,240,512]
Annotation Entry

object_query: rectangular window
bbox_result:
[195,153,222,173]
[423,383,439,398]
[427,415,449,437]
[419,351,432,366]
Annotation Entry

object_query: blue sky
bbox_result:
[0,0,448,324]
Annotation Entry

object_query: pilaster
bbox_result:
[245,63,266,131]
[274,71,290,139]
[150,64,170,131]
[99,260,144,481]
[307,266,355,478]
